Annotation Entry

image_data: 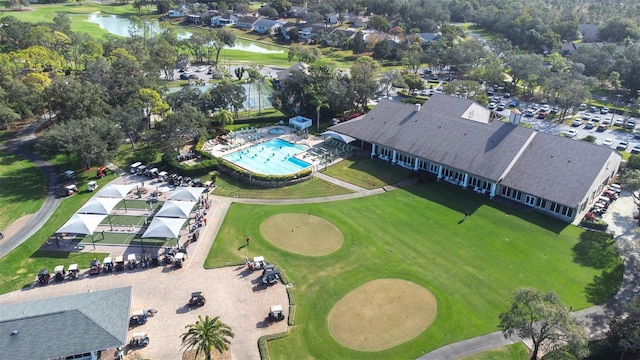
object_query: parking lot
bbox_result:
[0,195,289,360]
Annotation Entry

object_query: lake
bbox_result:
[85,13,285,54]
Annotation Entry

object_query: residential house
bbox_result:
[211,13,238,27]
[326,12,340,24]
[579,24,600,42]
[276,61,309,82]
[324,29,355,47]
[253,18,283,34]
[168,9,185,18]
[329,94,621,222]
[286,6,308,18]
[0,287,132,360]
[352,15,369,28]
[418,32,442,45]
[236,16,259,30]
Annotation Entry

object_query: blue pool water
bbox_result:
[223,138,311,175]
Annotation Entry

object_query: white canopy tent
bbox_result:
[142,217,187,239]
[57,214,107,235]
[95,184,136,212]
[155,200,195,218]
[167,187,206,202]
[77,197,121,215]
[321,131,356,144]
[289,115,312,130]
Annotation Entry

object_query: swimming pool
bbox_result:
[223,138,312,175]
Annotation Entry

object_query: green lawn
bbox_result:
[206,183,621,359]
[0,151,46,229]
[212,173,354,199]
[460,343,529,360]
[0,178,111,293]
[321,157,414,189]
[78,231,175,248]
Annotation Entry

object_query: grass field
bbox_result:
[321,157,414,189]
[79,231,173,248]
[0,151,46,230]
[213,173,354,199]
[460,343,529,360]
[206,183,622,359]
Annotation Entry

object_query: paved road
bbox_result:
[0,120,62,257]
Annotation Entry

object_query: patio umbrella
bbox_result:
[142,217,187,246]
[77,197,121,231]
[95,184,136,212]
[57,214,107,249]
[167,187,206,202]
[155,200,195,218]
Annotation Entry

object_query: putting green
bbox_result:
[328,279,437,351]
[260,213,343,256]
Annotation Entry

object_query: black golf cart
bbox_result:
[188,291,206,309]
[37,268,50,285]
[261,264,281,285]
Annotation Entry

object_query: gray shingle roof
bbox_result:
[0,287,131,360]
[330,94,621,208]
[500,132,621,208]
[331,95,535,181]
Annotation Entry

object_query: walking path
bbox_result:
[0,119,61,258]
[2,130,639,359]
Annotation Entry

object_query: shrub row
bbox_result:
[161,151,218,177]
[286,285,295,305]
[287,304,296,326]
[580,219,609,231]
[217,158,313,187]
[258,330,290,360]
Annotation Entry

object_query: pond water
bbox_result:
[85,14,285,54]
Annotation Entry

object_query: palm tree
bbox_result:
[180,315,235,360]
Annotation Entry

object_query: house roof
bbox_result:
[419,32,441,43]
[500,132,621,208]
[330,95,534,181]
[0,287,131,359]
[276,61,309,81]
[330,94,621,207]
[254,18,281,28]
[578,24,599,42]
[237,16,259,24]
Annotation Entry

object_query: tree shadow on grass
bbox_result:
[30,250,75,259]
[573,231,619,269]
[585,264,624,304]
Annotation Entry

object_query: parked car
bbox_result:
[632,145,640,154]
[602,116,612,125]
[524,109,535,117]
[613,118,624,126]
[566,129,578,138]
[617,141,629,150]
[508,100,518,107]
[596,125,608,132]
[592,115,601,122]
[602,138,614,147]
[601,107,609,114]
[624,119,637,129]
[584,122,594,130]
[578,103,587,111]
[179,73,189,80]
[572,119,583,127]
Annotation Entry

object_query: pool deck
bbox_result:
[203,126,353,172]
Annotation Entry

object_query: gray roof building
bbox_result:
[330,95,621,221]
[0,287,132,360]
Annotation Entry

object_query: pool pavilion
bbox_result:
[329,94,622,222]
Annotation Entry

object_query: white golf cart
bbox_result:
[130,162,142,174]
[87,181,98,192]
[127,253,138,269]
[67,263,79,280]
[268,305,285,322]
[246,256,266,271]
[129,332,149,348]
[53,265,65,282]
[174,252,187,268]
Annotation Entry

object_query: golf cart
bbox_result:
[246,256,266,271]
[158,171,168,182]
[130,162,142,174]
[261,264,281,285]
[96,166,107,178]
[87,181,98,192]
[129,310,148,328]
[268,305,286,322]
[174,252,186,268]
[53,265,65,282]
[89,258,102,275]
[37,268,50,285]
[61,184,78,197]
[64,170,77,180]
[114,255,125,271]
[127,253,138,269]
[150,253,160,267]
[129,332,150,348]
[67,263,79,280]
[188,291,206,309]
[102,257,114,272]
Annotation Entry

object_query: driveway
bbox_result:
[0,197,289,360]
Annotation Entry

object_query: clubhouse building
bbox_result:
[329,94,622,222]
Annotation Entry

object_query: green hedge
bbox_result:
[580,219,609,231]
[287,304,296,326]
[258,330,290,360]
[161,151,218,177]
[285,285,295,305]
[217,157,312,183]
